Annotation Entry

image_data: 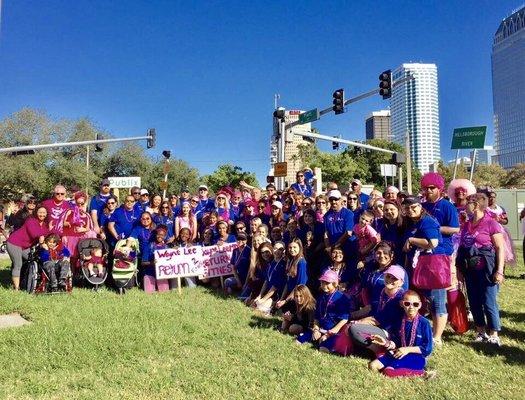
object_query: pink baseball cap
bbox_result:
[383,264,405,282]
[319,269,339,283]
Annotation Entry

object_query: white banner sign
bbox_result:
[380,164,397,177]
[108,176,141,189]
[154,243,238,280]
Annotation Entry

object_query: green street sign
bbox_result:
[451,126,487,149]
[298,108,319,124]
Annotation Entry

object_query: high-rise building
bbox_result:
[492,6,525,168]
[390,63,440,173]
[365,110,392,141]
[271,110,314,188]
[470,146,495,166]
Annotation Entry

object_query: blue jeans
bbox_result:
[425,288,447,316]
[464,268,500,331]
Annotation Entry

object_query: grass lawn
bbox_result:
[0,255,524,400]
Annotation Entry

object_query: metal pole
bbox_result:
[293,131,395,155]
[279,120,286,190]
[86,145,90,195]
[0,135,152,154]
[452,149,460,180]
[162,159,170,199]
[469,149,477,181]
[399,166,404,192]
[405,130,413,194]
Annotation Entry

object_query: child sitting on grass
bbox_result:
[369,290,435,379]
[296,269,349,352]
[280,284,316,336]
[353,210,380,269]
[39,233,70,291]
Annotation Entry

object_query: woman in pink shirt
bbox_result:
[6,205,50,290]
[457,192,506,346]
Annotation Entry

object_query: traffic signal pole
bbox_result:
[293,131,395,155]
[0,133,155,154]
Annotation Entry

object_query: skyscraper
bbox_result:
[365,110,391,141]
[390,63,440,173]
[492,6,525,168]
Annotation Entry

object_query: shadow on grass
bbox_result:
[249,314,280,330]
[500,310,525,324]
[0,267,12,288]
[446,334,525,366]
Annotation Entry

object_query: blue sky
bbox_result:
[0,0,521,184]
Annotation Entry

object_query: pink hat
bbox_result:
[319,269,339,283]
[421,172,445,191]
[271,200,283,209]
[245,199,258,208]
[447,179,476,203]
[74,191,87,201]
[383,264,405,282]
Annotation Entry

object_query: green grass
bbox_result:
[0,256,524,400]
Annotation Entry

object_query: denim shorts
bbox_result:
[425,288,447,316]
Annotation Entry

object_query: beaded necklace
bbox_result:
[320,290,337,319]
[400,313,420,347]
[378,288,398,311]
[124,208,135,223]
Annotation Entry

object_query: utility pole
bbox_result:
[405,130,413,194]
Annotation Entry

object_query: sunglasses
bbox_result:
[316,201,326,204]
[161,206,170,209]
[27,200,37,204]
[349,197,358,200]
[424,186,437,191]
[132,192,140,195]
[261,250,272,255]
[170,196,178,199]
[302,203,311,206]
[125,200,135,203]
[102,184,110,187]
[258,206,265,209]
[402,301,421,307]
[107,201,116,205]
[55,192,66,195]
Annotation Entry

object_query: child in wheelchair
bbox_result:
[39,233,71,291]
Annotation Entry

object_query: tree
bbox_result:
[203,164,259,194]
[437,160,468,185]
[504,163,525,188]
[472,164,507,188]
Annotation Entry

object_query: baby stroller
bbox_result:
[112,238,139,294]
[20,246,72,294]
[76,238,109,291]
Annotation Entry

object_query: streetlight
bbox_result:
[161,150,171,199]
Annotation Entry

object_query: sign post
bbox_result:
[108,176,141,189]
[451,126,486,180]
[273,162,288,178]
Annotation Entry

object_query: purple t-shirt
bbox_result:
[7,217,50,249]
[42,198,71,232]
[461,212,504,248]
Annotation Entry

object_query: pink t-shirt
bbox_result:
[7,217,50,249]
[42,198,71,232]
[460,212,504,248]
[353,223,380,249]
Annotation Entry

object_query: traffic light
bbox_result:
[147,128,156,149]
[391,152,406,164]
[162,150,171,159]
[273,107,286,122]
[332,141,339,150]
[332,89,345,115]
[95,133,103,152]
[379,70,392,99]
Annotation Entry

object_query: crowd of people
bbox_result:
[0,170,518,378]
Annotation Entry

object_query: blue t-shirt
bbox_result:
[285,258,308,293]
[361,264,409,314]
[88,193,111,224]
[109,207,140,239]
[377,220,404,264]
[315,290,350,330]
[130,226,154,262]
[230,245,251,285]
[290,183,313,198]
[423,198,459,256]
[323,207,355,246]
[404,215,445,257]
[267,259,287,295]
[153,214,175,239]
[374,289,405,331]
[390,315,433,357]
[359,192,370,209]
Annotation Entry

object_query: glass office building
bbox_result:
[492,6,525,168]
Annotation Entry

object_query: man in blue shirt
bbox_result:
[89,178,112,234]
[196,185,215,221]
[290,171,313,198]
[351,179,369,209]
[323,190,355,253]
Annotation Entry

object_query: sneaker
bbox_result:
[473,332,489,343]
[432,338,443,348]
[423,370,438,380]
[487,336,501,347]
[467,311,474,322]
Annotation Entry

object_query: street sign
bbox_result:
[163,161,170,174]
[451,126,487,149]
[108,176,141,189]
[380,164,397,177]
[298,108,319,125]
[159,181,168,190]
[274,162,288,177]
